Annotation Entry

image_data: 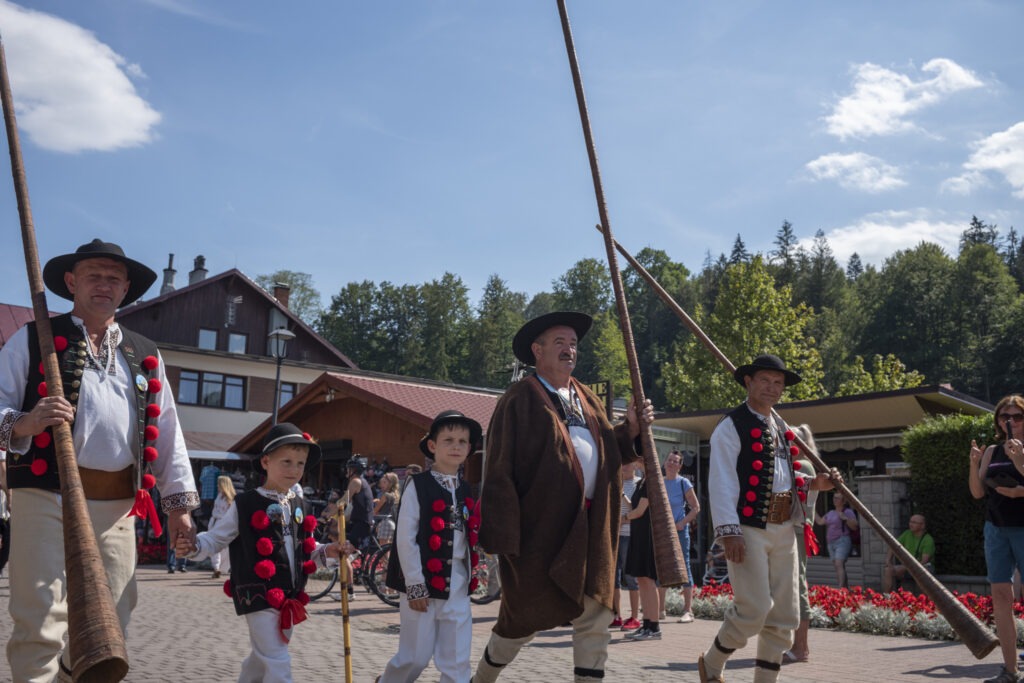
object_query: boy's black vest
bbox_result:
[727,403,799,529]
[8,314,159,491]
[386,471,471,600]
[228,490,314,615]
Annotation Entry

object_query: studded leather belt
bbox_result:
[78,465,135,501]
[766,491,793,524]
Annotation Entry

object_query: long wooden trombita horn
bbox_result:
[0,38,130,682]
[557,0,687,586]
[597,225,1000,659]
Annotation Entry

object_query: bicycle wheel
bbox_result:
[367,544,400,607]
[470,550,501,605]
[306,565,339,602]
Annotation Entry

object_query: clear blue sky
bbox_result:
[0,1,1021,311]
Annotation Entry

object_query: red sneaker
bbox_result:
[621,617,642,631]
[609,617,623,628]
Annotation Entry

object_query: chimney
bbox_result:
[160,254,176,295]
[273,282,291,310]
[188,255,208,286]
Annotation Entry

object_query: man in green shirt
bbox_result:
[882,514,935,592]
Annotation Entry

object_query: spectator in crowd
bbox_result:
[0,456,9,577]
[199,461,220,525]
[661,449,700,623]
[623,467,660,640]
[814,491,858,588]
[209,475,237,579]
[611,462,641,632]
[882,514,935,592]
[374,472,401,544]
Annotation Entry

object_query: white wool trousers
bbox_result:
[239,609,294,683]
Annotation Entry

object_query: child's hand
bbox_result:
[174,532,196,558]
[408,596,429,612]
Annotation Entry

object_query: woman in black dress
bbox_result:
[623,474,660,640]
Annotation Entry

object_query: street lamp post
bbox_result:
[268,327,296,425]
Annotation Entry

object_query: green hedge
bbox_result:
[901,413,992,576]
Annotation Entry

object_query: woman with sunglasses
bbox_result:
[970,394,1024,683]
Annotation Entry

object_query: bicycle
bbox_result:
[307,516,398,606]
[470,547,501,605]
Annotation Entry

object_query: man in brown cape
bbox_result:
[474,311,653,683]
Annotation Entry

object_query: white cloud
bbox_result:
[802,210,962,266]
[943,121,1024,198]
[825,58,983,141]
[0,1,160,153]
[805,152,906,192]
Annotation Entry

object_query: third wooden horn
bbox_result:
[0,37,129,682]
[600,226,998,659]
[557,0,686,585]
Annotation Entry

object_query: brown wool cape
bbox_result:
[479,375,639,638]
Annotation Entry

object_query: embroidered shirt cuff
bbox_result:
[407,583,430,600]
[162,491,200,513]
[0,411,26,451]
[715,524,743,538]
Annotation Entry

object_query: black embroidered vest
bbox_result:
[386,471,471,600]
[727,403,799,530]
[8,314,160,491]
[228,490,315,616]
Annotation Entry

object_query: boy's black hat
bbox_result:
[254,422,322,474]
[43,238,158,306]
[733,354,802,387]
[512,311,593,365]
[419,410,483,460]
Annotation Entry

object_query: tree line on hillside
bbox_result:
[259,215,1024,411]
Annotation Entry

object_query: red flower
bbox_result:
[751,442,764,453]
[144,425,160,442]
[142,355,159,371]
[432,500,447,513]
[429,535,442,551]
[37,381,47,397]
[147,378,162,394]
[255,559,276,580]
[33,431,51,449]
[430,576,447,591]
[223,579,233,597]
[256,537,274,556]
[741,506,754,517]
[146,403,161,419]
[303,537,317,554]
[30,458,48,476]
[302,516,317,533]
[54,336,68,352]
[302,560,316,575]
[430,516,446,532]
[141,473,156,490]
[143,446,159,462]
[251,510,270,531]
[267,588,285,609]
[750,428,762,439]
[426,558,443,573]
[752,460,764,471]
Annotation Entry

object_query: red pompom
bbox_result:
[30,458,48,476]
[430,576,446,591]
[266,587,285,609]
[251,510,270,530]
[430,516,445,532]
[148,378,162,394]
[144,425,160,442]
[256,537,274,556]
[745,491,757,502]
[303,537,317,554]
[143,446,159,462]
[223,579,233,597]
[790,446,800,456]
[469,578,479,593]
[302,516,317,533]
[142,355,159,371]
[741,506,754,517]
[33,431,52,449]
[748,475,759,487]
[141,473,156,490]
[750,428,762,439]
[751,460,764,471]
[254,559,276,580]
[426,558,443,573]
[38,362,44,375]
[465,497,475,510]
[793,461,802,471]
[37,381,47,397]
[751,442,763,453]
[429,534,442,551]
[785,430,796,441]
[302,560,316,575]
[470,552,479,567]
[297,591,310,606]
[54,336,68,352]
[432,499,447,513]
[146,403,161,419]
[798,491,807,502]
[795,476,805,488]
[468,531,478,546]
[302,432,311,440]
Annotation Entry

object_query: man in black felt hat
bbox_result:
[474,311,654,683]
[698,354,839,683]
[0,239,198,682]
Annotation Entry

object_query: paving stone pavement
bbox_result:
[0,566,1011,681]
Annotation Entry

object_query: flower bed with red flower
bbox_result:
[682,581,1017,644]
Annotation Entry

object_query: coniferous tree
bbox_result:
[729,234,750,265]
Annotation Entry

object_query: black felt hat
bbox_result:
[511,311,593,365]
[43,239,157,306]
[733,354,803,387]
[254,422,322,474]
[418,410,483,460]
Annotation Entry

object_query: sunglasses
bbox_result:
[1001,413,1024,424]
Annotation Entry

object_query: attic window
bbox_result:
[228,332,248,354]
[197,328,217,350]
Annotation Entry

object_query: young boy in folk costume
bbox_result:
[378,410,483,683]
[177,423,339,683]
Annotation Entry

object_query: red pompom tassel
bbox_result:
[146,403,161,418]
[785,430,796,441]
[425,558,443,573]
[751,460,764,471]
[255,559,277,580]
[804,523,820,556]
[37,381,47,397]
[54,336,68,352]
[251,510,270,530]
[33,431,51,449]
[223,579,233,597]
[143,446,159,462]
[256,537,274,556]
[129,489,162,537]
[750,428,762,439]
[429,534,442,551]
[432,499,447,513]
[144,425,160,442]
[30,458,48,476]
[302,515,317,533]
[267,588,286,609]
[302,560,316,575]
[141,473,156,490]
[465,497,475,510]
[751,442,763,453]
[741,506,754,517]
[142,355,159,371]
[297,591,310,606]
[430,516,445,532]
[148,378,162,394]
[303,537,317,554]
[468,531,478,547]
[430,576,446,591]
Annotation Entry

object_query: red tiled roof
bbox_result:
[0,303,56,348]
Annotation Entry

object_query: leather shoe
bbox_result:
[698,654,725,683]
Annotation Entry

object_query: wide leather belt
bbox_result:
[78,465,135,501]
[766,491,793,524]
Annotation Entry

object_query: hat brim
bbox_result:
[43,252,157,306]
[419,416,483,460]
[253,437,322,475]
[733,364,802,387]
[512,311,593,365]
